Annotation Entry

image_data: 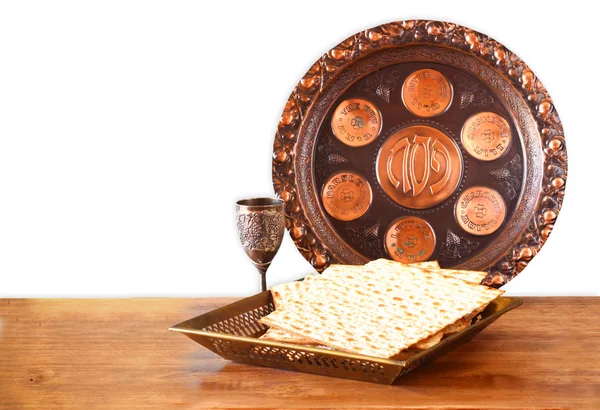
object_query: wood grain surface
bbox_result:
[0,297,598,410]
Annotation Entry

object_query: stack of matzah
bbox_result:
[258,259,502,358]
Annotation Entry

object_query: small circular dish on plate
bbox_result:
[272,20,567,287]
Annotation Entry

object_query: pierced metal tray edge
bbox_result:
[169,290,522,370]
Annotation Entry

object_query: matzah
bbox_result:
[270,274,318,310]
[366,258,487,284]
[319,261,493,350]
[263,274,319,344]
[262,261,439,345]
[411,305,485,350]
[270,261,438,310]
[259,263,502,358]
[411,331,443,350]
[323,259,487,350]
[260,327,320,345]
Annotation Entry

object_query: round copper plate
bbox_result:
[331,99,382,147]
[461,112,512,161]
[401,69,453,117]
[273,20,567,287]
[455,187,506,236]
[376,125,463,209]
[384,217,436,263]
[321,171,372,221]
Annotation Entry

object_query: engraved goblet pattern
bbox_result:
[236,198,285,292]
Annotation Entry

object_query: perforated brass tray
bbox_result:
[272,20,567,286]
[170,291,522,384]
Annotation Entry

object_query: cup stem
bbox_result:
[259,272,267,292]
[254,263,269,292]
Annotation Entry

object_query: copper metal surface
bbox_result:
[384,216,436,262]
[321,171,372,221]
[401,69,453,117]
[236,198,285,291]
[272,20,567,285]
[170,291,522,384]
[461,112,512,161]
[377,125,463,209]
[331,99,382,147]
[455,187,506,236]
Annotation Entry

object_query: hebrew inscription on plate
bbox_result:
[376,125,463,209]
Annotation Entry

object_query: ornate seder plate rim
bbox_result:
[271,20,567,287]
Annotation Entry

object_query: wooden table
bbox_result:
[0,298,598,409]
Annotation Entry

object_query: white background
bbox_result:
[0,1,596,297]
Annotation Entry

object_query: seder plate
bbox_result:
[272,20,567,287]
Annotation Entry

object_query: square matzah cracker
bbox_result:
[366,259,487,284]
[270,274,319,310]
[260,327,320,344]
[264,262,435,343]
[263,260,489,347]
[320,263,494,350]
[261,275,319,344]
[263,262,437,345]
[259,265,502,358]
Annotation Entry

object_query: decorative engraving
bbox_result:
[321,172,372,221]
[461,112,512,161]
[328,152,348,165]
[455,187,506,236]
[384,217,436,262]
[273,20,567,281]
[490,154,523,200]
[356,70,403,103]
[377,125,463,209]
[346,224,384,259]
[401,69,453,117]
[438,229,480,264]
[331,99,382,147]
[315,138,349,180]
[236,211,285,252]
[236,199,286,291]
[456,77,494,109]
